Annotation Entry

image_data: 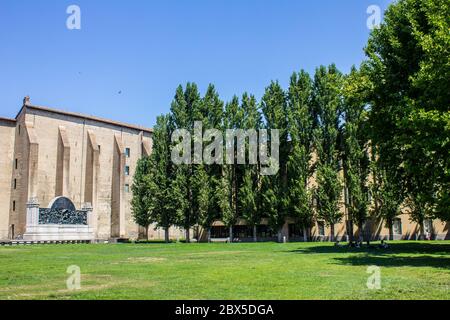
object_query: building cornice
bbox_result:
[0,116,16,124]
[15,97,153,133]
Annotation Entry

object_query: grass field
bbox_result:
[0,241,448,300]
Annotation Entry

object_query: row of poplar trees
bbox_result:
[132,65,371,243]
[132,0,449,243]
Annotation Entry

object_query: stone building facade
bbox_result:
[0,97,169,241]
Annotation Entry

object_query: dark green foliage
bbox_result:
[286,71,315,233]
[341,66,371,240]
[287,144,314,229]
[312,65,345,240]
[132,0,449,243]
[131,156,153,236]
[315,164,343,241]
[366,0,450,222]
[371,159,405,240]
[261,82,289,235]
[131,115,175,242]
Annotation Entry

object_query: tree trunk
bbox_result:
[253,225,257,242]
[358,221,364,242]
[330,224,335,242]
[185,228,190,243]
[303,227,308,242]
[388,219,394,241]
[229,225,233,243]
[419,220,425,240]
[145,225,149,241]
[164,227,170,243]
[347,220,354,243]
[207,228,211,243]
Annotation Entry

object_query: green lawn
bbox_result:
[0,241,448,300]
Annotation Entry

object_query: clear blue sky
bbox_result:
[0,0,392,127]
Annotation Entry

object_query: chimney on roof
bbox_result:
[23,96,30,106]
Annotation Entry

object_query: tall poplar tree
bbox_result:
[341,66,371,242]
[131,156,153,239]
[131,114,175,242]
[217,164,235,241]
[239,93,262,242]
[170,83,201,242]
[312,65,344,241]
[261,81,289,241]
[193,85,224,240]
[286,70,315,239]
[193,165,215,241]
[223,96,244,241]
[371,155,405,241]
[151,114,176,242]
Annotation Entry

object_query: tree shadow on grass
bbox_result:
[333,254,450,269]
[289,242,450,269]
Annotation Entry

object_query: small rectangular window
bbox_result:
[98,145,101,153]
[15,159,18,170]
[125,148,131,158]
[424,219,433,234]
[125,166,130,176]
[318,221,325,236]
[393,218,402,235]
[125,184,130,193]
[13,179,17,189]
[18,125,21,135]
[12,201,16,211]
[289,224,304,238]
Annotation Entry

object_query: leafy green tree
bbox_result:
[261,81,289,240]
[132,115,175,243]
[315,164,343,241]
[131,156,153,239]
[371,154,405,240]
[286,70,315,238]
[193,165,216,241]
[287,144,314,237]
[223,96,244,241]
[152,115,177,242]
[341,66,371,241]
[169,83,202,242]
[366,0,450,222]
[217,164,235,241]
[312,65,344,241]
[240,170,259,242]
[194,85,224,241]
[239,93,262,242]
[405,173,435,239]
[261,81,289,175]
[405,193,433,240]
[171,165,190,241]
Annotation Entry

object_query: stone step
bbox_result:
[0,240,91,246]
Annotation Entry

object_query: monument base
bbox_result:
[23,225,94,241]
[23,197,94,242]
